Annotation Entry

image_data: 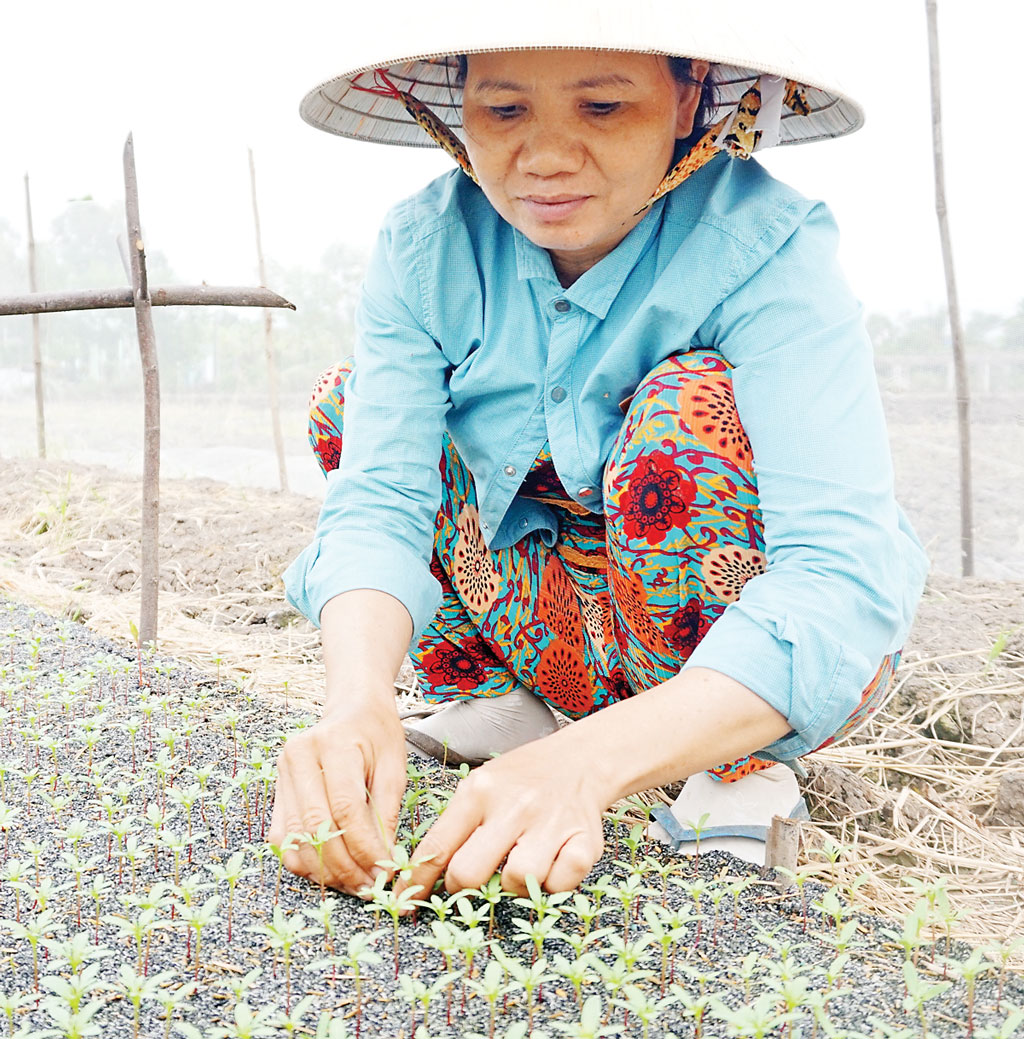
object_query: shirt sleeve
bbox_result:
[282,205,451,647]
[685,200,928,759]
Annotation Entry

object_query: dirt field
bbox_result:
[1,383,1023,951]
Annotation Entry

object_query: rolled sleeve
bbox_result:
[283,205,451,649]
[684,201,928,758]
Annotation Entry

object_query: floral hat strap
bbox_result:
[350,69,479,184]
[351,70,810,208]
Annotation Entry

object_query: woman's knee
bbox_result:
[308,358,354,474]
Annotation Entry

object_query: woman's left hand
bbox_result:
[399,734,606,898]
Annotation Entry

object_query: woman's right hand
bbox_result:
[269,690,407,895]
[268,589,414,896]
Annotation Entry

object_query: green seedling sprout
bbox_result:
[177,894,221,979]
[492,948,553,1033]
[360,870,422,978]
[311,929,384,1037]
[271,994,319,1038]
[641,902,687,994]
[1,858,31,922]
[551,951,599,1009]
[682,811,711,871]
[607,872,654,941]
[620,822,645,868]
[551,994,619,1038]
[708,990,793,1039]
[469,959,514,1039]
[0,988,34,1037]
[613,983,676,1039]
[2,908,58,993]
[984,936,1024,1008]
[413,920,461,1025]
[153,981,198,1039]
[671,978,712,1039]
[974,1005,1024,1039]
[397,970,459,1036]
[187,1000,277,1039]
[297,822,344,903]
[901,960,952,1038]
[117,965,175,1039]
[469,874,506,936]
[103,907,158,975]
[37,993,106,1039]
[268,832,302,905]
[937,946,993,1038]
[205,850,255,942]
[247,905,317,1013]
[512,911,561,965]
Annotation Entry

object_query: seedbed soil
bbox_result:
[2,600,1023,1039]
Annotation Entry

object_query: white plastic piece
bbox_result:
[648,763,805,867]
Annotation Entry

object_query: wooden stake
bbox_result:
[249,148,288,493]
[123,133,161,649]
[24,174,45,459]
[926,0,974,577]
[763,814,800,885]
[0,284,295,317]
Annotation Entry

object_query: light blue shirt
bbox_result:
[284,151,929,763]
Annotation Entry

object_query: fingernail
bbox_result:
[371,866,386,881]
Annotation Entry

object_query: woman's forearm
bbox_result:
[320,590,414,713]
[552,666,793,806]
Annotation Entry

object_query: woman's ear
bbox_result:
[674,59,710,138]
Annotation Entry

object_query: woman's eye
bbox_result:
[585,102,622,116]
[488,105,523,120]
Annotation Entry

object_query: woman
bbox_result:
[270,3,928,899]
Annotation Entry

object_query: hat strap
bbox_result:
[366,70,809,208]
[352,70,479,184]
[634,77,810,215]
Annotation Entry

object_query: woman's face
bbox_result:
[461,49,708,284]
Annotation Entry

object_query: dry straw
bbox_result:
[2,458,1022,964]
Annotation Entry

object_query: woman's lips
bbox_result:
[519,195,590,220]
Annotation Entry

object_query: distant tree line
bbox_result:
[1,200,1021,399]
[0,201,365,397]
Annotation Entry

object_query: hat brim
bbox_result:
[300,47,864,149]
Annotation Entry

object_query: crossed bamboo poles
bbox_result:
[0,135,295,648]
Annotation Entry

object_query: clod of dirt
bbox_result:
[992,770,1024,826]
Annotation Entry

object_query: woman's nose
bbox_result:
[515,124,586,178]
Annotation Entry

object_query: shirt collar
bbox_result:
[512,195,667,320]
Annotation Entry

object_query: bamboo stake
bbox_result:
[248,148,288,492]
[0,285,295,317]
[24,174,45,459]
[123,133,161,648]
[926,0,974,576]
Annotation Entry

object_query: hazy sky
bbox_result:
[2,1,1021,318]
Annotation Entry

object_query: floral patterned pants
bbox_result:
[308,351,899,783]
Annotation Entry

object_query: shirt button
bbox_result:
[520,518,529,528]
[578,487,594,498]
[602,392,610,399]
[550,386,567,403]
[553,299,571,313]
[503,464,517,477]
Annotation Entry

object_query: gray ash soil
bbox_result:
[1,597,1021,1038]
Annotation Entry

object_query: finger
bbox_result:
[398,781,486,901]
[367,743,408,851]
[273,754,338,883]
[287,748,374,892]
[542,829,604,894]
[319,747,392,878]
[443,820,519,895]
[501,836,563,897]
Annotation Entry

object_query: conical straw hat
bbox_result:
[299,0,864,150]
